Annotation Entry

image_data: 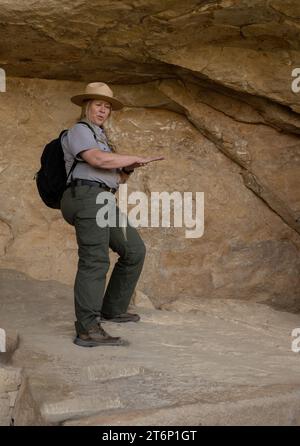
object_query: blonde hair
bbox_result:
[77,100,118,153]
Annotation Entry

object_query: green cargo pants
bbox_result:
[60,184,146,335]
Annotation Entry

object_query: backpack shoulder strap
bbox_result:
[65,122,98,196]
[59,129,68,140]
[67,158,77,181]
[77,121,97,141]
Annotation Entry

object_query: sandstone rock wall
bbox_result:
[0,0,300,311]
[0,76,299,311]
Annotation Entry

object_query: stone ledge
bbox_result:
[63,388,300,426]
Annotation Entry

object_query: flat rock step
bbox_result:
[2,269,300,425]
[82,364,145,382]
[41,395,123,424]
[63,389,300,426]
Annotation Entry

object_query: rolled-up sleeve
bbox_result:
[66,124,107,160]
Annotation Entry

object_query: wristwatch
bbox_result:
[122,167,134,174]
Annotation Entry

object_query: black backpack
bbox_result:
[35,121,96,209]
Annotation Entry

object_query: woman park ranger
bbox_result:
[60,82,164,348]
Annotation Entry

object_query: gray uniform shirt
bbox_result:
[62,121,121,189]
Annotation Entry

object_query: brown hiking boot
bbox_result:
[74,322,129,347]
[101,312,140,323]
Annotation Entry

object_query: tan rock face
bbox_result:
[157,79,300,234]
[0,76,299,312]
[1,0,300,110]
[0,1,299,311]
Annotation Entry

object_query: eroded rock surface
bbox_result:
[0,1,299,109]
[0,74,300,310]
[1,269,300,426]
[0,4,300,317]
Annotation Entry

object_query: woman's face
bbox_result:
[87,99,112,125]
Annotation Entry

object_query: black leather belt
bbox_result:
[66,179,117,194]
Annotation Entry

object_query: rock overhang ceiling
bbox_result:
[0,1,300,309]
[0,0,300,111]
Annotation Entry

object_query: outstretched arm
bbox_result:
[79,149,164,170]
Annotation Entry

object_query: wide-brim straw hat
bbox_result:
[71,82,124,110]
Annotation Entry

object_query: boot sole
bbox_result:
[101,317,140,323]
[74,337,130,347]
